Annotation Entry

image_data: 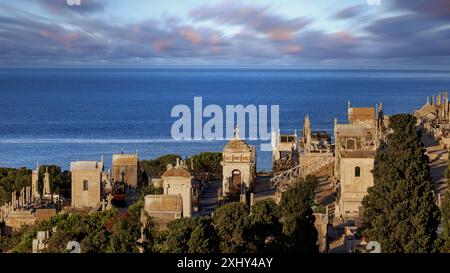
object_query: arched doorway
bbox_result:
[231,169,242,189]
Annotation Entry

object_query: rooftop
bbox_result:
[223,138,252,153]
[161,165,192,178]
[348,107,375,123]
[112,154,139,165]
[70,161,103,172]
[335,124,366,137]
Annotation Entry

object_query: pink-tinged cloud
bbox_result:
[178,27,202,44]
[190,1,308,41]
[267,28,295,41]
[332,31,354,45]
[152,39,173,53]
[211,46,221,54]
[283,45,303,54]
[1,0,450,66]
[39,29,81,48]
[209,33,221,45]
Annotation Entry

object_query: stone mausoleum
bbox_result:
[221,128,256,195]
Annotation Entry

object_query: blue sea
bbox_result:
[1,68,450,171]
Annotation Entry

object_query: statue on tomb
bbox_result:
[106,193,113,210]
[234,125,240,140]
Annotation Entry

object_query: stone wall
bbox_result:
[337,157,374,217]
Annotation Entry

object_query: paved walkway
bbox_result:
[422,134,448,197]
[197,180,221,216]
[253,175,276,202]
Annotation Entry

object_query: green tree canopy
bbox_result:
[438,192,450,253]
[189,152,222,179]
[156,216,218,253]
[0,167,31,204]
[279,175,318,253]
[249,199,283,252]
[212,202,252,253]
[361,114,440,253]
[38,165,71,195]
[139,154,181,186]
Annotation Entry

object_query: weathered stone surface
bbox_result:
[221,130,256,194]
[112,153,138,187]
[161,160,193,217]
[71,161,103,209]
[5,210,36,231]
[144,194,183,227]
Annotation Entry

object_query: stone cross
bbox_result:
[101,198,107,211]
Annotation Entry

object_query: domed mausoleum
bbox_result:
[221,128,256,195]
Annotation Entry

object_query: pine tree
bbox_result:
[361,114,440,253]
[212,202,252,253]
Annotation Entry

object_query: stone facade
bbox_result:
[221,130,256,195]
[4,210,36,232]
[70,161,103,209]
[337,151,375,217]
[143,194,183,228]
[160,159,193,217]
[271,129,298,172]
[112,153,139,188]
[334,102,386,218]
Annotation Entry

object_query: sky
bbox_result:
[0,0,450,67]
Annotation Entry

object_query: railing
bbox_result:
[270,155,334,189]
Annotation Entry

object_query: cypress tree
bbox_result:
[438,192,450,252]
[361,114,440,253]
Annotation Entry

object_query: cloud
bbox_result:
[363,13,450,58]
[189,0,309,41]
[178,27,202,44]
[333,4,366,20]
[391,0,450,20]
[1,0,450,67]
[0,8,233,65]
[35,0,106,15]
